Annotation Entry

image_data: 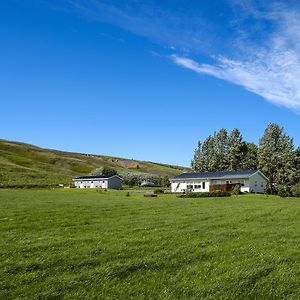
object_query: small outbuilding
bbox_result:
[170,170,268,194]
[73,175,122,190]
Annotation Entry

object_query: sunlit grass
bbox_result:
[0,189,299,299]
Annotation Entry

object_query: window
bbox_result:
[187,184,193,189]
[202,182,206,189]
[255,181,257,187]
[261,182,264,187]
[194,185,201,189]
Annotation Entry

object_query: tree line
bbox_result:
[90,167,170,187]
[191,123,300,196]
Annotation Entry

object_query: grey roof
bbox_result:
[74,175,117,180]
[171,170,259,180]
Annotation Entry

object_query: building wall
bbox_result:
[74,180,108,189]
[171,180,210,193]
[211,178,251,193]
[171,177,253,193]
[74,176,122,189]
[249,172,267,193]
[107,176,122,190]
[171,173,267,194]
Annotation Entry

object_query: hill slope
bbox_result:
[0,139,188,187]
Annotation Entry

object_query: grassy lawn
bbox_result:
[0,189,299,299]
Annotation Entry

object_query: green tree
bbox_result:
[215,128,229,170]
[258,123,295,193]
[227,128,244,170]
[102,167,118,177]
[206,135,217,171]
[191,141,205,171]
[158,176,170,187]
[293,147,300,184]
[242,142,258,170]
[292,183,300,197]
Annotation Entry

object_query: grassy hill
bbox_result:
[0,139,188,187]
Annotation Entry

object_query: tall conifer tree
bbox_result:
[258,123,295,193]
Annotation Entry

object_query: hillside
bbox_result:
[0,139,188,187]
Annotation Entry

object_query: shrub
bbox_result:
[158,176,170,187]
[179,191,231,198]
[277,185,292,197]
[231,185,240,196]
[292,183,300,197]
[144,194,158,197]
[126,192,130,197]
[102,167,118,177]
[153,189,164,194]
[90,167,118,177]
[120,172,159,186]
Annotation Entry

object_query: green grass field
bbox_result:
[0,189,299,299]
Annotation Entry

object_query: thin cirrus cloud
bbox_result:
[48,0,300,114]
[170,49,300,114]
[171,3,300,114]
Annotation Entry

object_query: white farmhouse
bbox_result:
[73,175,122,189]
[170,170,268,194]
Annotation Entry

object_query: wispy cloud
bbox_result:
[171,3,300,113]
[171,52,300,113]
[48,0,215,54]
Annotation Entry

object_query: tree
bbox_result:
[191,141,204,171]
[292,183,300,197]
[159,176,170,187]
[206,135,217,171]
[90,167,103,176]
[215,128,229,170]
[258,123,295,193]
[101,167,118,177]
[227,128,244,170]
[293,147,300,184]
[242,142,258,170]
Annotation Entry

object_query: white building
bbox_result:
[73,175,122,189]
[170,170,268,194]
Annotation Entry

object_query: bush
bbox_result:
[231,185,240,196]
[277,185,292,197]
[292,183,300,197]
[179,191,231,198]
[102,167,118,177]
[120,172,159,187]
[126,192,130,197]
[144,194,158,197]
[90,167,118,177]
[153,189,164,194]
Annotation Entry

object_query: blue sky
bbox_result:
[1,0,299,166]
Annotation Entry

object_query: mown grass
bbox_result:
[0,189,299,299]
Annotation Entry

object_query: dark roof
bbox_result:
[73,175,118,180]
[171,170,259,180]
